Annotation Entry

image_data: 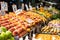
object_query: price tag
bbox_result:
[25,36,29,40]
[52,36,56,40]
[1,2,8,11]
[41,2,43,5]
[15,9,22,15]
[40,5,41,7]
[22,3,24,10]
[29,5,32,10]
[49,6,52,9]
[37,38,42,40]
[4,2,8,11]
[37,6,39,9]
[33,34,35,38]
[26,18,34,24]
[12,4,17,12]
[48,6,52,10]
[25,4,29,11]
[29,2,32,10]
[1,2,5,11]
[19,37,23,40]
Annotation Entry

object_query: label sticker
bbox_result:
[1,2,5,11]
[29,5,32,10]
[37,6,39,9]
[26,18,34,24]
[1,2,8,11]
[25,4,29,11]
[52,36,56,40]
[12,4,17,12]
[4,2,8,11]
[22,3,24,10]
[15,9,22,15]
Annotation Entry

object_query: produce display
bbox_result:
[0,13,28,37]
[32,5,60,40]
[47,7,60,19]
[0,26,14,40]
[0,6,60,40]
[48,7,60,14]
[48,19,60,28]
[31,7,52,19]
[0,9,48,38]
[39,7,52,18]
[41,26,60,34]
[52,13,60,19]
[35,34,60,40]
[18,11,47,23]
[41,19,60,34]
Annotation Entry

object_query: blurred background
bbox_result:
[0,0,60,12]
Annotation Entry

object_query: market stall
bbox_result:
[0,0,60,40]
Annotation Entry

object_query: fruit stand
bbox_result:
[0,0,60,40]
